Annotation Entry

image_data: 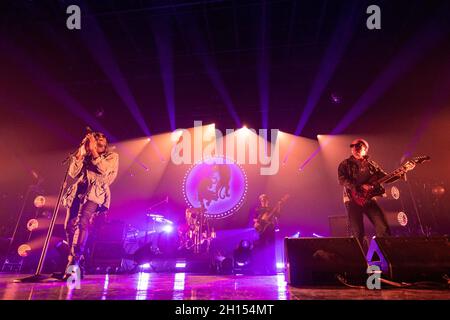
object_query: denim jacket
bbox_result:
[62,151,119,211]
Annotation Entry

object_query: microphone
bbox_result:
[64,126,95,164]
[80,126,94,146]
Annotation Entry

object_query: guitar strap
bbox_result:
[367,158,387,176]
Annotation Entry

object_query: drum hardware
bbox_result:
[181,207,216,254]
[144,197,169,245]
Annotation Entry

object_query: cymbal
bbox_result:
[155,217,173,224]
[146,213,164,218]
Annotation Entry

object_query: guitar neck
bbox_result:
[377,171,400,185]
[372,156,428,186]
[377,163,410,185]
[261,201,283,218]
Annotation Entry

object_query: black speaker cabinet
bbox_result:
[367,236,450,282]
[284,237,367,286]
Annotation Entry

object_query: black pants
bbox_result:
[346,200,391,251]
[64,198,98,265]
[253,228,276,274]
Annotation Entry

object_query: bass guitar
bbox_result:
[254,194,290,234]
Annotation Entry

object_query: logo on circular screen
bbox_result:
[183,156,247,219]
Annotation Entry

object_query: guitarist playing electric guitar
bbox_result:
[252,194,289,274]
[338,138,429,251]
[254,194,290,235]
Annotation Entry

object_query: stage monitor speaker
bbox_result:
[284,237,367,286]
[366,236,450,282]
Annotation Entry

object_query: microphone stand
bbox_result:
[147,198,168,212]
[1,184,36,272]
[15,152,76,282]
[404,174,426,236]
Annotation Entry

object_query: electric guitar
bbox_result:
[254,194,290,234]
[350,155,430,206]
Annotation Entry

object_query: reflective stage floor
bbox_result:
[0,273,448,300]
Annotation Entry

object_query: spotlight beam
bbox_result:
[153,17,176,131]
[402,63,450,159]
[333,5,448,137]
[80,8,152,138]
[259,0,270,130]
[1,39,115,141]
[2,37,160,173]
[176,14,242,127]
[293,1,358,137]
[299,7,449,170]
[284,1,359,163]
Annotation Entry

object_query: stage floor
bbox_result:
[0,273,448,300]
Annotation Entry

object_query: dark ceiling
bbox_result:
[0,0,449,153]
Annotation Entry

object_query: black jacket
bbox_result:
[337,155,387,203]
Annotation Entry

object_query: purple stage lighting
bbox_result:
[259,1,270,130]
[162,224,174,233]
[140,263,151,269]
[79,8,152,138]
[312,233,324,238]
[285,2,358,163]
[179,15,242,127]
[291,231,301,238]
[299,10,448,171]
[153,18,176,131]
[1,40,114,142]
[276,262,285,270]
[330,93,341,104]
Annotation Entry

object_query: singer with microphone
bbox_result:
[61,130,119,280]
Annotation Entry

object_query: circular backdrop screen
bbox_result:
[183,156,247,219]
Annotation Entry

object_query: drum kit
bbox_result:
[125,205,216,265]
[181,207,216,254]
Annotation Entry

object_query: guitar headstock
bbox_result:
[278,193,291,205]
[412,155,431,164]
[403,155,430,172]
